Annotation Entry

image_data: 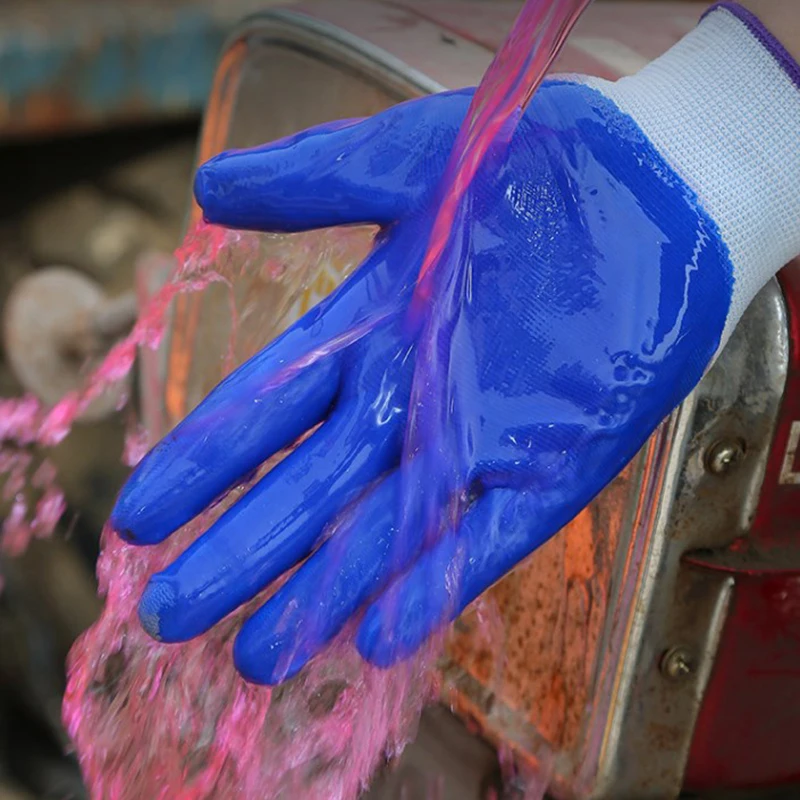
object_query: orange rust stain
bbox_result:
[196,39,247,175]
[166,40,247,425]
[446,463,634,752]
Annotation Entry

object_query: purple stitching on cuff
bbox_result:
[703,2,800,91]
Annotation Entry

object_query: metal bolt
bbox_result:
[661,647,695,681]
[705,438,746,475]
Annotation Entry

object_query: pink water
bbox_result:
[65,453,436,800]
[412,0,592,305]
[0,224,232,558]
[0,0,592,796]
[55,221,439,798]
[400,0,593,559]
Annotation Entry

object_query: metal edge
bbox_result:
[591,279,790,798]
[230,6,447,95]
[579,412,685,798]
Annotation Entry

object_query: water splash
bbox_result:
[411,0,593,306]
[64,511,436,800]
[0,223,232,559]
[59,222,436,799]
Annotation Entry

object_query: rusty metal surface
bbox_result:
[588,281,790,799]
[668,282,790,557]
[444,461,638,758]
[0,0,295,140]
[601,566,735,795]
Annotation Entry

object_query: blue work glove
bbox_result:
[112,5,800,684]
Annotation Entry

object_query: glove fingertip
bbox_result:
[138,578,180,642]
[356,532,464,669]
[111,475,177,547]
[110,497,164,547]
[355,605,393,668]
[233,624,306,686]
[355,596,421,670]
[193,161,225,224]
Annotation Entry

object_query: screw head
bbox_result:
[705,439,746,475]
[661,647,695,681]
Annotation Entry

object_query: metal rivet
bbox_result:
[661,647,695,681]
[705,439,746,475]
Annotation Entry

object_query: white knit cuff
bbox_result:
[582,3,800,345]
